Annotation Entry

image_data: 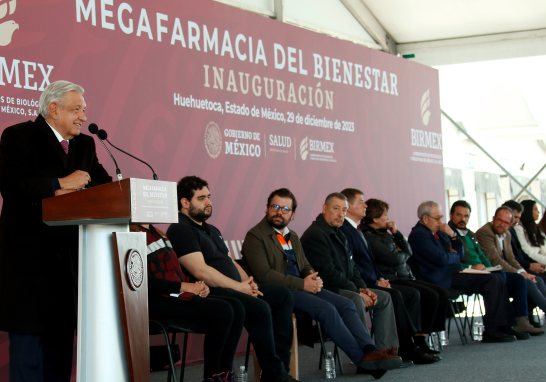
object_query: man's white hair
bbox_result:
[39,80,84,118]
[418,200,441,219]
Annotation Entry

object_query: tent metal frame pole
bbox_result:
[513,163,546,201]
[441,110,546,208]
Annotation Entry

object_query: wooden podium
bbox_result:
[43,178,179,382]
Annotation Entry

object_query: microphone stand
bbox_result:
[105,139,159,180]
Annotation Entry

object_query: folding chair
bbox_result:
[149,318,205,382]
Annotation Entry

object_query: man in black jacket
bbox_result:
[0,81,112,382]
[301,192,437,365]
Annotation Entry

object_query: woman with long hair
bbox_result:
[514,200,546,264]
[538,209,546,235]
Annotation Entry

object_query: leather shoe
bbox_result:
[384,347,398,356]
[514,316,545,335]
[414,335,441,354]
[418,344,441,355]
[398,347,441,364]
[482,328,516,343]
[359,349,403,371]
[500,327,530,340]
[529,316,542,328]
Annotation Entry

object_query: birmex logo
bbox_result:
[300,136,309,160]
[0,0,18,46]
[420,89,431,126]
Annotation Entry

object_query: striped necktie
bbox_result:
[60,140,69,154]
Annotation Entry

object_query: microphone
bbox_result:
[88,123,99,135]
[88,124,123,182]
[98,129,159,181]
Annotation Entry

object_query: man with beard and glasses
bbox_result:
[167,176,297,382]
[241,188,402,379]
[475,204,546,335]
[409,200,519,343]
[446,200,541,337]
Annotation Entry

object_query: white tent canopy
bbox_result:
[215,0,546,66]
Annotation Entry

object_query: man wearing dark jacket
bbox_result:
[301,192,436,366]
[408,200,518,343]
[241,188,402,376]
[0,81,112,382]
[339,189,440,364]
[299,193,397,347]
[449,201,541,336]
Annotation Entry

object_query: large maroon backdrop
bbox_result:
[0,0,444,377]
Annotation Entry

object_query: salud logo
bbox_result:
[204,121,222,159]
[0,0,18,47]
[300,136,309,160]
[421,89,431,126]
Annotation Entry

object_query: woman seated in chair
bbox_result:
[516,200,546,264]
[131,224,244,382]
[359,199,450,347]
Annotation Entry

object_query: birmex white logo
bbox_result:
[0,0,18,46]
[300,137,309,160]
[421,89,431,126]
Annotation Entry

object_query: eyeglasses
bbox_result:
[494,217,512,227]
[270,204,292,214]
[426,214,444,221]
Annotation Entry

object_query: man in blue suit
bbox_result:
[340,189,439,364]
[408,200,518,343]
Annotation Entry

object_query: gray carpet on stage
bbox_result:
[150,317,545,382]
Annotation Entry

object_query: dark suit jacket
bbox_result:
[339,220,384,286]
[300,213,367,293]
[241,216,314,291]
[407,221,464,288]
[0,115,111,334]
[509,227,537,270]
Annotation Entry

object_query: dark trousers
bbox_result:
[451,272,516,331]
[373,284,420,346]
[149,294,245,379]
[210,284,293,378]
[390,279,449,333]
[503,271,528,317]
[9,329,74,382]
[292,289,376,365]
[526,275,546,314]
[530,270,546,284]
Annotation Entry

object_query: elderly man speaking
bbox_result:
[0,81,112,382]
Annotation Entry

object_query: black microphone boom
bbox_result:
[88,124,123,182]
[98,129,159,180]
